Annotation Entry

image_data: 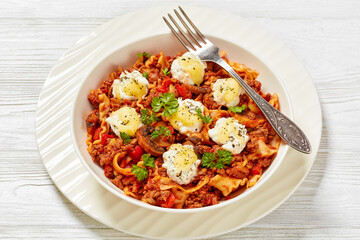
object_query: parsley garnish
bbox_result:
[195,108,213,124]
[201,152,216,168]
[216,149,233,166]
[162,68,170,76]
[131,154,155,181]
[119,132,131,144]
[136,52,151,58]
[201,149,233,169]
[142,154,155,167]
[151,125,171,139]
[142,72,149,79]
[140,109,159,125]
[229,104,247,114]
[151,92,179,117]
[131,165,148,181]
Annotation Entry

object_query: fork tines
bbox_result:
[163,6,207,51]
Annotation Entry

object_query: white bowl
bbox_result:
[70,33,292,213]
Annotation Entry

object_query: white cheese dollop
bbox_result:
[208,117,249,154]
[112,70,149,101]
[162,144,201,185]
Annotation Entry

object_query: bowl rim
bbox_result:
[69,32,292,214]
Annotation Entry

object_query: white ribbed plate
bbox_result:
[35,6,322,239]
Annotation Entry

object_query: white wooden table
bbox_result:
[1,0,359,239]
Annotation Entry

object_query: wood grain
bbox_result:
[1,0,360,239]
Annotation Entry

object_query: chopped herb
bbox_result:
[162,68,171,76]
[150,97,162,112]
[142,72,149,79]
[136,52,151,58]
[151,92,179,117]
[201,152,217,168]
[201,149,233,169]
[140,108,159,125]
[195,108,213,124]
[119,132,131,144]
[131,165,148,181]
[151,125,171,139]
[229,104,247,114]
[215,149,233,168]
[142,154,155,168]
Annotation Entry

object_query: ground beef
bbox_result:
[184,185,221,208]
[203,93,220,110]
[226,163,250,179]
[246,138,259,153]
[194,145,212,155]
[88,89,100,108]
[148,69,161,83]
[258,158,272,168]
[99,77,114,95]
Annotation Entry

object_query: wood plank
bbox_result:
[1,0,360,239]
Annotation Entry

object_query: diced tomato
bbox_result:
[175,84,192,99]
[163,77,172,86]
[129,145,144,160]
[100,87,108,94]
[156,77,172,93]
[167,126,174,135]
[93,127,102,141]
[160,193,176,208]
[251,163,262,175]
[101,133,114,145]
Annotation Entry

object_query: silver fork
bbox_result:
[163,7,311,154]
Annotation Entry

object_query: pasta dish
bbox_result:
[85,50,280,209]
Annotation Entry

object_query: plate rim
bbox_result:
[35,6,322,239]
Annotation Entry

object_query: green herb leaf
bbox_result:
[228,104,247,114]
[195,108,213,124]
[162,68,170,76]
[151,125,171,139]
[142,72,149,79]
[216,149,233,168]
[119,132,131,144]
[142,154,155,168]
[201,152,216,168]
[150,97,162,112]
[131,165,148,181]
[140,109,159,125]
[151,92,179,117]
[201,149,233,169]
[136,52,151,58]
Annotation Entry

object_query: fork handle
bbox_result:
[216,58,312,154]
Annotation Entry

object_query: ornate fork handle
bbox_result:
[216,58,312,154]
